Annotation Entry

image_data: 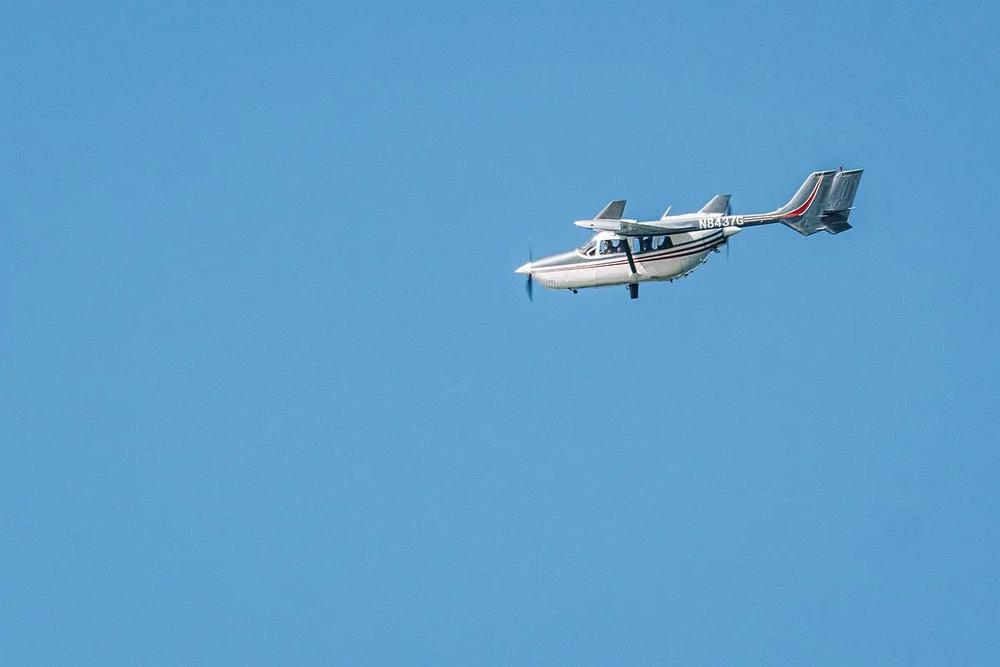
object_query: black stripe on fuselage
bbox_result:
[531,232,724,273]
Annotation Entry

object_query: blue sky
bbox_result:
[2,1,998,664]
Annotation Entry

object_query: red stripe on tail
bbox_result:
[781,178,822,218]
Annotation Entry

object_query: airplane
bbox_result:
[515,168,863,300]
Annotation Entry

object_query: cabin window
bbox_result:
[656,235,673,250]
[579,240,597,256]
[637,236,654,253]
[598,239,626,255]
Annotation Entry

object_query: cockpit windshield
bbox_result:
[578,239,597,256]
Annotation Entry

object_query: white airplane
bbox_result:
[515,168,863,299]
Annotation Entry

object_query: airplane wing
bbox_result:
[614,220,676,236]
[574,218,691,236]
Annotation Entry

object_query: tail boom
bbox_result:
[691,168,862,235]
[575,168,863,237]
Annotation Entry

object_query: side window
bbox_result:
[657,235,673,250]
[599,240,625,255]
[638,236,654,253]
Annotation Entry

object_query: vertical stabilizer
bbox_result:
[778,170,838,236]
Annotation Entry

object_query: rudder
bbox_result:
[818,169,863,234]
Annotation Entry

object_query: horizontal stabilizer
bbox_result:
[595,200,626,220]
[699,194,731,215]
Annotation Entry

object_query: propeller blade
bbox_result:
[525,237,534,301]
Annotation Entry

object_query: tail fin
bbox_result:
[776,170,852,236]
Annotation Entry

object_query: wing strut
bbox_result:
[622,239,637,274]
[622,240,639,299]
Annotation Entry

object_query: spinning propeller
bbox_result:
[524,239,533,301]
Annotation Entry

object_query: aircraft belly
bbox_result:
[592,263,633,287]
[574,254,708,286]
[640,252,708,281]
[537,265,598,289]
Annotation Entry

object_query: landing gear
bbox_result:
[628,283,639,300]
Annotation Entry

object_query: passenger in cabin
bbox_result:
[639,236,653,253]
[600,240,611,254]
[657,235,673,250]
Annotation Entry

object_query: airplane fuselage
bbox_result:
[523,228,734,291]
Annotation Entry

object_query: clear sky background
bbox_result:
[2,1,998,664]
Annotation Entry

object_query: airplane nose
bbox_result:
[515,262,532,275]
